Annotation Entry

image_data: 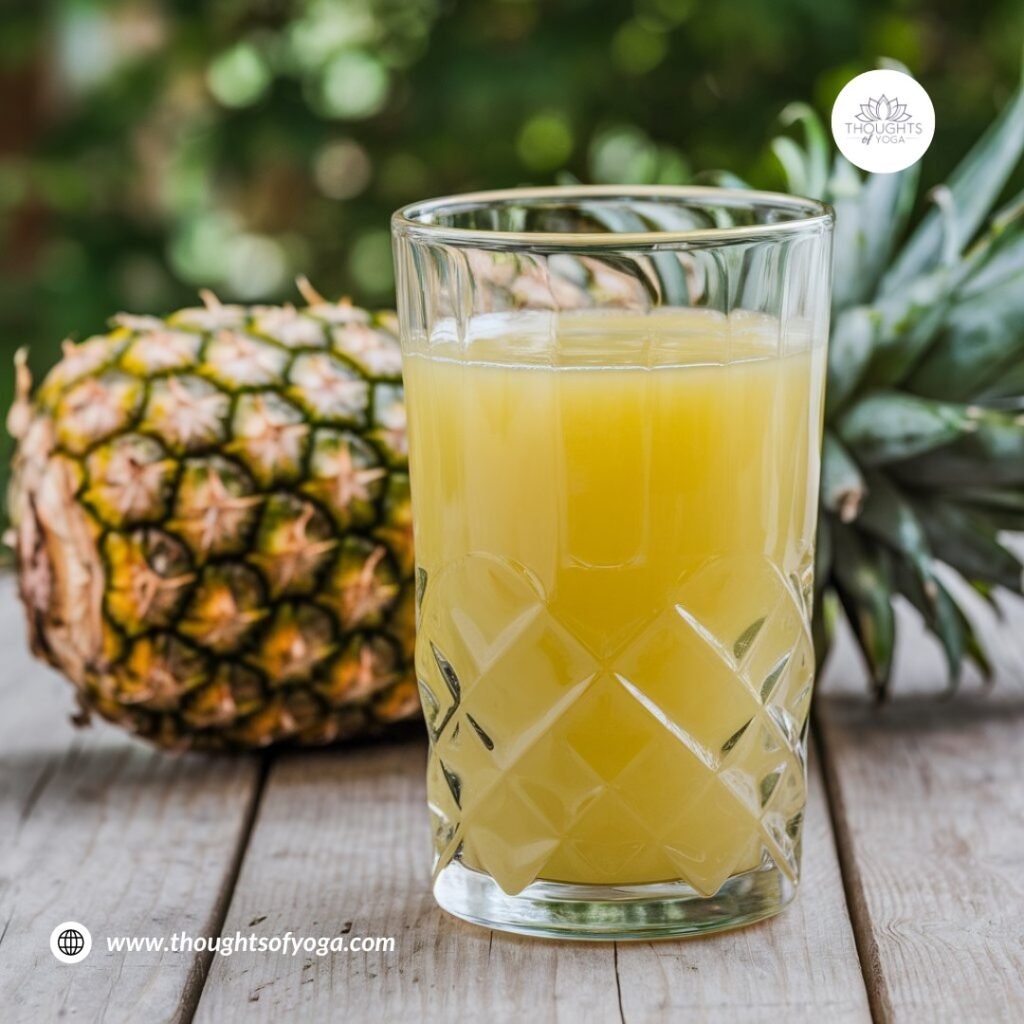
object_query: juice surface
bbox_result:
[405,309,827,897]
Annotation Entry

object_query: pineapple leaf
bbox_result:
[962,611,996,682]
[926,185,963,268]
[831,161,920,312]
[905,210,1024,399]
[906,255,1024,400]
[846,470,998,690]
[812,583,838,674]
[978,359,1024,404]
[911,499,1024,593]
[891,557,966,687]
[880,78,1024,294]
[932,579,985,685]
[960,210,1024,295]
[851,471,983,685]
[837,391,974,465]
[953,488,1024,532]
[815,511,833,595]
[967,578,1004,617]
[772,103,829,199]
[956,505,1024,535]
[772,137,813,197]
[856,468,933,575]
[581,204,690,305]
[690,169,752,190]
[821,431,866,521]
[813,515,836,673]
[861,266,958,386]
[825,306,877,414]
[636,200,728,303]
[893,407,1024,486]
[832,527,896,695]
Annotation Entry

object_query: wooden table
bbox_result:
[1,575,1022,1023]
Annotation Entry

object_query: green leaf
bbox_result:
[959,198,1024,296]
[825,305,877,414]
[691,169,752,190]
[931,580,983,686]
[956,487,1024,512]
[861,265,958,386]
[856,468,933,573]
[881,79,1024,294]
[634,201,708,304]
[771,137,811,196]
[812,586,838,675]
[905,565,997,682]
[815,511,834,593]
[583,203,690,305]
[962,612,995,683]
[772,103,829,199]
[978,358,1024,403]
[968,578,1003,617]
[832,527,896,695]
[820,431,866,521]
[830,161,920,311]
[906,221,1024,400]
[906,276,1024,401]
[891,557,966,688]
[953,488,1024,531]
[893,407,1024,485]
[911,498,1024,593]
[837,391,974,465]
[857,473,979,686]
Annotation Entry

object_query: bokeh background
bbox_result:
[2,0,1022,490]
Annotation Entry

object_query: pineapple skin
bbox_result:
[7,295,421,751]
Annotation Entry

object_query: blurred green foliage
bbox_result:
[1,0,1021,480]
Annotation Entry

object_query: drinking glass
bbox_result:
[391,186,833,939]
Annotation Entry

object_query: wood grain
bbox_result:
[8,543,1022,1024]
[818,588,1024,1024]
[196,740,867,1023]
[0,579,262,1024]
[615,754,870,1023]
[194,741,623,1024]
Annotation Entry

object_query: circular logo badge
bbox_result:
[831,69,935,174]
[50,921,93,964]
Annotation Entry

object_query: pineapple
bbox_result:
[10,73,1024,758]
[768,76,1024,694]
[7,280,420,749]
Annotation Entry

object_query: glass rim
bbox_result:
[392,185,833,251]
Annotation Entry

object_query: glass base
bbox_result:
[433,858,796,941]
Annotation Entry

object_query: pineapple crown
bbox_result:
[765,60,1024,695]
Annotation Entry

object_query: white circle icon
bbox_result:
[831,69,935,174]
[50,921,93,964]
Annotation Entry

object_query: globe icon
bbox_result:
[57,929,85,958]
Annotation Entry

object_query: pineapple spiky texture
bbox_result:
[768,73,1024,694]
[7,282,420,749]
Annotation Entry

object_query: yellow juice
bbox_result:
[406,309,826,897]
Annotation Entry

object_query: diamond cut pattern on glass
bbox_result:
[418,551,814,897]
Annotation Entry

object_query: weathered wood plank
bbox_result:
[818,589,1024,1024]
[194,741,623,1024]
[615,753,871,1023]
[0,579,263,1024]
[197,739,867,1023]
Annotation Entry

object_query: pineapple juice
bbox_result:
[405,309,827,898]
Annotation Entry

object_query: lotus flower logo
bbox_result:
[832,69,934,173]
[854,94,912,144]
